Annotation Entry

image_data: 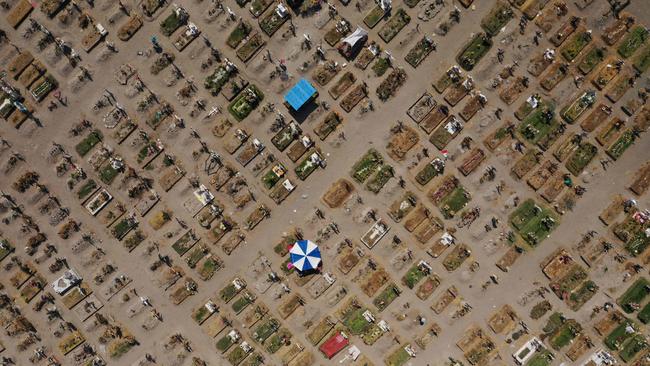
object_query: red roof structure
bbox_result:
[319,331,349,359]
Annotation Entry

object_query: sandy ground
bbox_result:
[0,0,649,365]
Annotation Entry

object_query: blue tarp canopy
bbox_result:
[284,78,317,110]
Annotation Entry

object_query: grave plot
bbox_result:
[605,68,635,103]
[487,305,518,335]
[596,118,627,147]
[533,1,566,32]
[388,192,417,222]
[428,175,470,219]
[613,212,650,256]
[456,326,498,365]
[429,115,463,150]
[378,8,410,43]
[480,1,513,37]
[431,285,457,314]
[527,50,554,77]
[264,328,292,355]
[536,121,566,152]
[632,42,650,73]
[496,245,524,272]
[314,111,343,140]
[460,92,486,121]
[387,125,418,161]
[509,199,558,247]
[236,33,266,62]
[324,18,350,46]
[340,83,367,112]
[539,62,569,91]
[580,103,612,132]
[550,16,579,47]
[384,345,416,366]
[329,72,356,100]
[444,78,473,106]
[405,36,436,68]
[376,68,407,101]
[560,90,596,124]
[541,312,582,351]
[412,214,443,244]
[228,85,264,121]
[414,158,445,186]
[540,173,566,203]
[602,14,635,45]
[559,29,592,62]
[577,45,607,75]
[221,231,246,255]
[633,104,650,131]
[630,163,650,196]
[606,128,637,161]
[443,243,471,272]
[517,102,559,145]
[312,60,341,87]
[552,134,580,162]
[498,77,527,106]
[565,142,597,176]
[372,282,401,311]
[419,105,450,134]
[617,25,649,59]
[564,334,593,362]
[483,122,514,151]
[337,298,386,345]
[592,59,623,90]
[259,4,289,36]
[355,43,380,69]
[457,33,492,71]
[433,65,462,94]
[407,93,436,124]
[458,148,486,176]
[617,278,650,314]
[363,5,386,28]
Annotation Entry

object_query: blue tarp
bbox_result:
[285,78,317,110]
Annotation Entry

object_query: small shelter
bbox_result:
[289,239,321,273]
[319,331,349,359]
[284,78,318,112]
[338,26,368,59]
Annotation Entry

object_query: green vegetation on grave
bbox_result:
[342,307,372,335]
[560,30,592,61]
[259,7,288,36]
[439,186,470,219]
[618,278,650,313]
[204,66,233,95]
[638,302,650,324]
[111,217,135,240]
[216,333,237,352]
[518,103,558,144]
[626,230,650,257]
[250,0,272,17]
[271,124,298,151]
[363,5,385,28]
[578,46,606,74]
[228,85,264,121]
[525,348,553,366]
[405,37,436,68]
[75,130,102,157]
[252,318,279,342]
[160,9,188,36]
[372,57,390,77]
[605,318,638,350]
[565,142,597,176]
[373,283,400,311]
[457,33,492,71]
[351,149,383,183]
[560,90,596,124]
[0,239,14,262]
[385,346,412,366]
[220,282,241,303]
[295,152,320,180]
[402,264,428,289]
[99,163,120,185]
[236,33,265,62]
[366,164,394,193]
[415,162,442,186]
[480,1,513,37]
[227,346,249,365]
[378,8,410,43]
[542,313,581,350]
[264,328,291,353]
[632,43,650,73]
[619,334,648,362]
[618,25,649,58]
[261,165,284,189]
[509,199,558,246]
[77,179,97,200]
[607,128,638,161]
[568,280,598,311]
